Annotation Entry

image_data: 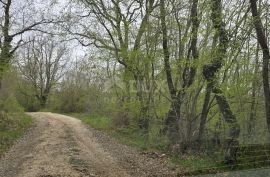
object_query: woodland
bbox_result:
[1,0,270,173]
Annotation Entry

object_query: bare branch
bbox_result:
[0,0,7,6]
[10,20,63,38]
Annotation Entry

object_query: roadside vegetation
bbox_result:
[1,0,270,175]
[0,112,32,155]
[0,71,32,156]
[68,111,269,174]
[69,113,215,172]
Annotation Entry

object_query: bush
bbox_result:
[0,113,32,154]
[0,111,11,130]
[112,108,130,128]
[0,70,25,113]
[110,101,140,129]
[2,95,24,113]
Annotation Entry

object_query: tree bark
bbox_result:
[248,44,259,137]
[160,0,176,98]
[202,0,240,163]
[196,31,219,148]
[160,0,180,142]
[250,0,270,141]
[0,0,12,88]
[160,0,199,145]
[197,82,212,147]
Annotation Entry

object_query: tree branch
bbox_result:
[10,20,61,38]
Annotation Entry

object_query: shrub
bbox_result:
[112,108,130,128]
[109,100,140,129]
[2,95,24,113]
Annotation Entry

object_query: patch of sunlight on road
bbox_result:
[194,168,270,177]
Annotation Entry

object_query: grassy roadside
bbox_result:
[68,113,270,176]
[0,112,32,155]
[67,113,221,173]
[67,113,156,150]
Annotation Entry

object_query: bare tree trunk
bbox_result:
[39,95,48,108]
[197,82,212,147]
[160,0,180,142]
[160,0,176,98]
[250,0,270,141]
[20,37,67,109]
[248,44,259,137]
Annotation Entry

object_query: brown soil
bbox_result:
[0,112,179,177]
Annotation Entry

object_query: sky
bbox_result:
[0,0,91,64]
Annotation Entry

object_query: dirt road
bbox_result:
[0,112,178,177]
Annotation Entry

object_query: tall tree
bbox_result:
[18,37,68,107]
[160,0,200,146]
[160,0,179,142]
[70,0,159,130]
[250,0,270,141]
[202,0,240,163]
[0,0,54,88]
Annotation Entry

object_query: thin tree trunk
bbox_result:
[197,31,219,148]
[250,0,270,141]
[197,82,212,147]
[187,0,199,87]
[160,0,180,142]
[160,0,176,98]
[248,44,259,137]
[160,0,200,145]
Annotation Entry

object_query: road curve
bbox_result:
[0,112,177,177]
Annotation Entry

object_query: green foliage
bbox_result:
[1,95,24,113]
[16,80,41,112]
[0,113,32,154]
[171,154,222,172]
[71,112,168,151]
[0,70,25,113]
[110,100,140,128]
[0,69,33,154]
[112,128,149,150]
[67,112,111,130]
[83,114,112,130]
[50,76,106,114]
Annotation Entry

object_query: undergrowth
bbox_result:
[0,112,32,155]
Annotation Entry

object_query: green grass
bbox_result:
[171,154,223,171]
[68,113,151,150]
[53,112,270,175]
[68,113,111,130]
[0,113,32,155]
[68,113,226,174]
[112,127,149,150]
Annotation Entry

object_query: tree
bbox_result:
[202,0,240,163]
[0,0,57,88]
[250,0,270,141]
[160,0,200,146]
[18,36,68,108]
[68,0,160,130]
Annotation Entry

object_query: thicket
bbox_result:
[1,0,270,171]
[14,0,270,162]
[0,70,32,154]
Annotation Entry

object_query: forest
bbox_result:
[1,0,270,176]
